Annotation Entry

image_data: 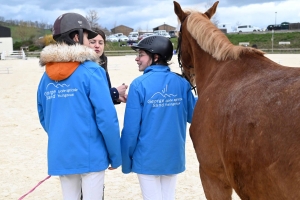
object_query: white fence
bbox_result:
[0,50,26,60]
[0,66,13,74]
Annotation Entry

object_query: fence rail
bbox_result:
[24,48,300,58]
[1,50,26,60]
[260,48,300,53]
[0,67,13,74]
[25,50,137,58]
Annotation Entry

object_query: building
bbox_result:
[110,25,134,36]
[217,23,233,33]
[153,23,176,32]
[289,23,300,30]
[0,25,13,55]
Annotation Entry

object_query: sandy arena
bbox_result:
[1,54,299,200]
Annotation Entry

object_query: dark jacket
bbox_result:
[100,55,120,105]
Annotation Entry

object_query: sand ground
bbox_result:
[0,54,299,200]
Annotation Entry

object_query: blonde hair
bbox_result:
[186,11,264,61]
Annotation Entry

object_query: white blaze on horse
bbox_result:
[174,1,300,199]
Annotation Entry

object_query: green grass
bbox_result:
[105,32,300,53]
[226,32,300,49]
[0,23,52,42]
[2,22,299,53]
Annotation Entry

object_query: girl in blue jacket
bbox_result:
[37,13,121,200]
[121,35,196,200]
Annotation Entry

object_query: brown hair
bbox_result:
[92,27,106,44]
[91,27,107,70]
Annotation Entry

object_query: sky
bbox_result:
[0,0,299,32]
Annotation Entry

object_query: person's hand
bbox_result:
[118,94,128,103]
[116,83,128,103]
[108,166,117,170]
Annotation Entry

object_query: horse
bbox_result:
[173,1,300,199]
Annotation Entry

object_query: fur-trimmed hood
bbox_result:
[39,43,100,81]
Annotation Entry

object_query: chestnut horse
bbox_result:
[174,1,300,199]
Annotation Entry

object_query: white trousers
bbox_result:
[59,171,105,200]
[137,174,177,200]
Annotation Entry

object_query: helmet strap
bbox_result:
[78,29,83,45]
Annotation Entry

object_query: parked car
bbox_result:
[139,33,154,40]
[169,30,177,38]
[117,35,129,42]
[236,25,261,32]
[153,30,167,35]
[114,33,124,37]
[128,34,139,41]
[128,32,139,39]
[106,35,119,42]
[161,32,171,39]
[266,22,289,31]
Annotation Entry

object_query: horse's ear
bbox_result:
[204,1,219,19]
[174,1,188,23]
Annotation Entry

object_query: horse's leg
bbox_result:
[190,118,233,200]
[199,165,233,200]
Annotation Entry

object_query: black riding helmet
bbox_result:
[132,35,173,62]
[52,13,97,45]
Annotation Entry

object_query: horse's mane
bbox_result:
[186,11,264,61]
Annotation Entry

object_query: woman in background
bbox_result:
[89,27,128,103]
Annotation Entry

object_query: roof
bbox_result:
[0,25,11,37]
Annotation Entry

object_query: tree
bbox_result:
[86,10,100,28]
[14,21,35,41]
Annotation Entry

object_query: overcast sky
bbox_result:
[0,0,299,32]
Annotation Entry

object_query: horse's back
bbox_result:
[192,56,300,199]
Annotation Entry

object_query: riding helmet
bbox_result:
[132,35,173,61]
[52,13,97,45]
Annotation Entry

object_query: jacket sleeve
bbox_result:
[105,69,121,104]
[37,81,46,132]
[89,67,122,168]
[110,87,121,104]
[121,83,142,173]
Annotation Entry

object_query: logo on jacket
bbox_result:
[150,85,177,98]
[147,85,182,108]
[44,82,78,100]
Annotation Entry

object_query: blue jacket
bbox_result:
[121,65,196,175]
[37,44,121,175]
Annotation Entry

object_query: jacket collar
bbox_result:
[39,43,100,81]
[39,43,99,66]
[144,65,170,74]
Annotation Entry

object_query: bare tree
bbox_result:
[236,21,241,26]
[86,10,100,28]
[137,26,142,32]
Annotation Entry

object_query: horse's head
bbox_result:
[173,1,219,86]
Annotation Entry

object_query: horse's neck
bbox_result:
[193,49,219,91]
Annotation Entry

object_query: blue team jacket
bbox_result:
[121,65,196,175]
[37,59,121,175]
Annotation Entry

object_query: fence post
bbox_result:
[1,51,5,60]
[22,50,27,60]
